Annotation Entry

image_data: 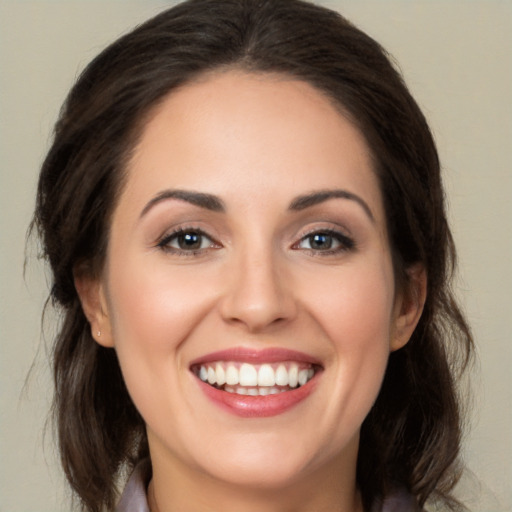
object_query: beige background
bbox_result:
[1,1,510,511]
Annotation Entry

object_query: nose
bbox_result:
[219,247,297,333]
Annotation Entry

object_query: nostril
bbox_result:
[219,286,296,331]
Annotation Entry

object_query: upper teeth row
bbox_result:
[197,362,315,388]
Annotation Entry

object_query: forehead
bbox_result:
[120,70,384,223]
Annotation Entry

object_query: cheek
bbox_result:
[323,282,392,394]
[106,256,218,349]
[304,257,395,346]
[103,257,221,409]
[301,257,395,419]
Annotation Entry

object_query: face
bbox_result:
[80,71,422,493]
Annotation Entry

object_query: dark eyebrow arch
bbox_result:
[140,189,225,218]
[289,189,375,222]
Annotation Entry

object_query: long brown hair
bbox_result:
[32,1,473,510]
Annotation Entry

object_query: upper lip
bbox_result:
[189,347,323,367]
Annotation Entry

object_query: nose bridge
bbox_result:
[220,238,295,331]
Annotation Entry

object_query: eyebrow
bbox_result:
[140,187,374,222]
[289,189,375,222]
[140,189,225,217]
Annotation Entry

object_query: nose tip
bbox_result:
[219,255,296,332]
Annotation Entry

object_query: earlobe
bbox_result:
[390,264,427,352]
[74,268,114,348]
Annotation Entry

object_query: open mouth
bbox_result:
[191,361,319,396]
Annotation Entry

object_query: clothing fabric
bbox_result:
[115,460,151,512]
[115,460,418,512]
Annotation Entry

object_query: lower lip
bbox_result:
[195,376,318,418]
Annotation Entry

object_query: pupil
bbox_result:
[311,233,332,249]
[179,232,201,250]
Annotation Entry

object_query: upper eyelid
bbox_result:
[300,229,353,242]
[157,227,218,247]
[295,224,353,241]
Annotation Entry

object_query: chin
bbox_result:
[187,428,353,492]
[203,455,313,490]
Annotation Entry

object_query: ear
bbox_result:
[390,264,427,352]
[74,267,114,348]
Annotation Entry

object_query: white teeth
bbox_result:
[275,364,288,386]
[196,360,317,393]
[226,365,239,385]
[224,386,288,396]
[207,366,216,385]
[288,364,299,387]
[215,363,226,385]
[258,364,275,386]
[239,363,258,386]
[298,369,309,386]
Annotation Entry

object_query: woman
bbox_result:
[32,0,473,511]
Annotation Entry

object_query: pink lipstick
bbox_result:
[190,347,322,417]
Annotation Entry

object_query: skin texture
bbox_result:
[76,71,425,512]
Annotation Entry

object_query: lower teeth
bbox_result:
[223,385,292,396]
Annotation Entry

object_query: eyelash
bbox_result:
[156,227,355,257]
[156,227,219,256]
[293,228,355,255]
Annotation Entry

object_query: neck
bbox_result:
[147,436,363,512]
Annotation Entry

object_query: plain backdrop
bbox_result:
[0,1,510,511]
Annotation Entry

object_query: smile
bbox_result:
[190,348,322,417]
[193,361,317,396]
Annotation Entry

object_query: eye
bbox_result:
[157,228,218,254]
[295,230,355,253]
